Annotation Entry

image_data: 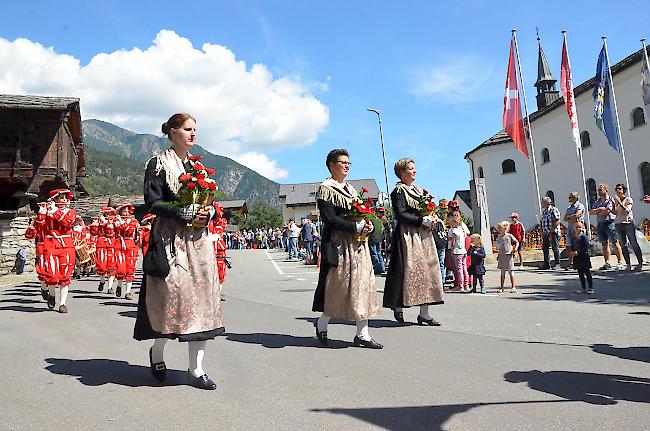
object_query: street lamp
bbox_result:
[367,108,391,207]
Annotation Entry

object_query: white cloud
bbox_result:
[0,30,329,180]
[409,56,495,104]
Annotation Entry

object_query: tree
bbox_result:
[232,202,282,229]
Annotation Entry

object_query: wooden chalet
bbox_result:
[0,95,85,218]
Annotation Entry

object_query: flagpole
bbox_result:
[512,29,542,222]
[642,38,650,116]
[602,36,631,197]
[562,30,591,238]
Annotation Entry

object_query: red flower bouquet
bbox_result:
[174,155,219,227]
[416,188,437,216]
[346,187,383,242]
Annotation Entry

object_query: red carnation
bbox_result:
[188,182,196,189]
[423,189,429,195]
[179,173,192,181]
[198,179,209,189]
[193,162,205,171]
[205,167,215,176]
[361,187,369,193]
[427,202,437,211]
[188,155,202,161]
[208,183,217,191]
[196,173,205,180]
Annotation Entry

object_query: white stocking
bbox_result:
[151,338,168,363]
[317,314,331,332]
[59,286,69,306]
[356,320,370,341]
[99,274,106,283]
[125,281,132,294]
[188,340,207,377]
[107,275,115,290]
[419,305,432,320]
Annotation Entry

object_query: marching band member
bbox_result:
[24,215,49,300]
[35,189,77,313]
[138,213,156,257]
[208,202,228,289]
[72,216,86,279]
[95,207,118,293]
[114,202,140,300]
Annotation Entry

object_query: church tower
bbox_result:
[534,32,560,110]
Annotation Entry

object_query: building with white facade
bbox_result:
[465,42,650,231]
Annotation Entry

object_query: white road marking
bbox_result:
[286,275,294,278]
[265,249,284,275]
[296,278,306,281]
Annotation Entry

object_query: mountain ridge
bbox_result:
[82,119,281,208]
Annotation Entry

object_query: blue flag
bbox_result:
[593,45,621,152]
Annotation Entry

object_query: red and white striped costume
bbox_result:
[114,217,140,282]
[34,203,77,287]
[95,211,117,277]
[138,214,155,257]
[24,218,50,284]
[208,205,228,284]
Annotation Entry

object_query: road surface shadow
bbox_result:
[118,310,138,319]
[44,358,186,387]
[630,311,650,315]
[312,399,572,431]
[504,370,650,405]
[506,339,650,365]
[295,316,409,328]
[0,297,43,305]
[226,332,350,349]
[0,305,50,313]
[101,301,138,307]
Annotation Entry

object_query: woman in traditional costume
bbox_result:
[312,149,383,349]
[383,158,444,325]
[134,113,224,390]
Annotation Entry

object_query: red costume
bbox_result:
[139,214,155,257]
[24,218,50,284]
[95,208,117,277]
[208,203,228,284]
[114,203,140,283]
[35,190,77,287]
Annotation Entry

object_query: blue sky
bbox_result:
[2,0,648,201]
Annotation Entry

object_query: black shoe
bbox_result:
[393,310,405,324]
[417,315,441,326]
[149,347,166,381]
[47,295,55,309]
[115,285,122,297]
[187,371,217,390]
[41,289,48,301]
[353,336,383,349]
[98,281,105,292]
[312,319,328,346]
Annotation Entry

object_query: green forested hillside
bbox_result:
[79,148,145,196]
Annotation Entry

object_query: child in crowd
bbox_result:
[495,221,519,293]
[468,234,487,294]
[572,221,593,294]
[448,213,470,292]
[508,212,525,267]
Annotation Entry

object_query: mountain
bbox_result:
[82,119,281,208]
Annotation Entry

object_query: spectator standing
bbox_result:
[287,219,300,260]
[540,197,561,270]
[467,234,487,294]
[448,214,470,292]
[571,221,593,294]
[431,212,447,284]
[612,184,644,271]
[495,221,519,292]
[508,213,525,267]
[589,184,624,270]
[15,244,28,274]
[563,192,586,271]
[301,219,314,262]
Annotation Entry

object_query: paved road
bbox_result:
[1,249,649,430]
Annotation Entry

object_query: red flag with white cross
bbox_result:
[503,38,529,157]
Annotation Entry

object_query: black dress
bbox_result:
[133,156,225,342]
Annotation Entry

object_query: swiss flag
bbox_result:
[503,39,529,157]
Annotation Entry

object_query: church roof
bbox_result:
[535,42,555,86]
[465,45,650,160]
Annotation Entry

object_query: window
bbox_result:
[541,148,550,164]
[478,167,484,178]
[586,178,597,210]
[580,131,591,148]
[501,159,516,174]
[641,162,650,196]
[631,107,646,128]
[545,190,555,206]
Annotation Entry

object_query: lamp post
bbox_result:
[367,108,391,207]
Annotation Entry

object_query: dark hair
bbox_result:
[162,113,196,136]
[325,149,349,172]
[615,183,627,192]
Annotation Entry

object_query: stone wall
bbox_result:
[0,216,35,276]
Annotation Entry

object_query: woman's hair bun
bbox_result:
[161,122,170,135]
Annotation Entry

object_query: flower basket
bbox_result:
[171,155,219,228]
[347,216,369,243]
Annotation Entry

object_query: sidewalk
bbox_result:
[0,272,38,289]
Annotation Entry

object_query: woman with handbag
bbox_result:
[312,149,383,349]
[134,113,224,390]
[383,158,444,325]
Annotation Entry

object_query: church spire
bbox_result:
[534,29,560,110]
